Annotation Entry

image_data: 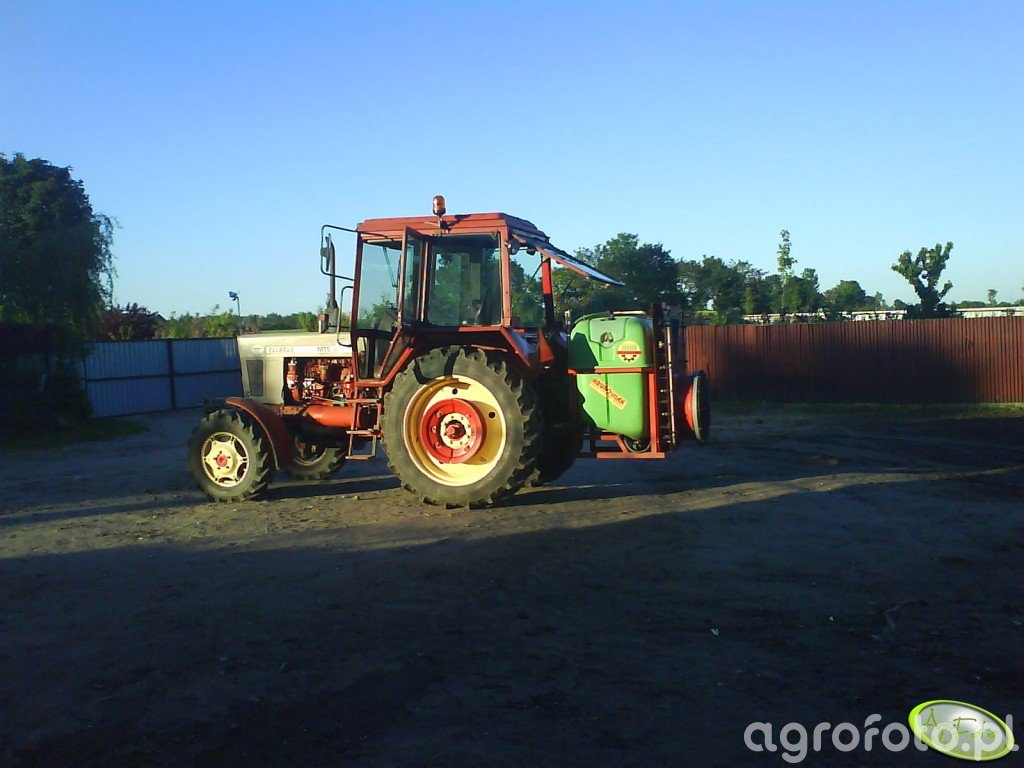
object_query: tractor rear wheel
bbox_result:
[286,439,346,481]
[188,409,274,502]
[382,347,542,506]
[528,371,582,487]
[529,430,583,487]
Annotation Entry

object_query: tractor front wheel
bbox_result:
[382,347,542,506]
[188,409,274,502]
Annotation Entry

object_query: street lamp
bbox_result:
[228,291,241,331]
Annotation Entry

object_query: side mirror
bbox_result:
[320,237,336,269]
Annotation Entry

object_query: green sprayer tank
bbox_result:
[568,312,653,442]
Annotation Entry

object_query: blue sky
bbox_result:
[3,0,1022,314]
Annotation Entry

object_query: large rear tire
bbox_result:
[285,439,346,481]
[529,430,582,487]
[382,346,542,506]
[188,409,274,502]
[528,370,582,487]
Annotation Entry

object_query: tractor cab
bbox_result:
[344,202,626,385]
[351,229,509,379]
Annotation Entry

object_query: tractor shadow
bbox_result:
[266,472,402,501]
[265,454,401,501]
[0,494,199,528]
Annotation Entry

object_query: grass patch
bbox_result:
[0,417,147,453]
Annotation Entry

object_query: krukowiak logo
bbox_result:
[589,376,628,410]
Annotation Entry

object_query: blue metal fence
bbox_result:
[82,338,241,417]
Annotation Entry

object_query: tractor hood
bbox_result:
[509,229,624,287]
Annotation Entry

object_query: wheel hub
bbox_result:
[420,398,486,464]
[201,434,248,486]
[401,372,508,488]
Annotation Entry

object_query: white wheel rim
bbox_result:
[403,374,507,487]
[201,432,249,487]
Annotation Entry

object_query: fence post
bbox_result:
[166,340,177,410]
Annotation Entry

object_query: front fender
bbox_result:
[219,397,295,468]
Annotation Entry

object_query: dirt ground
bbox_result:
[1,407,1021,766]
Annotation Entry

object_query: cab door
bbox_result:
[397,227,427,325]
[373,228,427,381]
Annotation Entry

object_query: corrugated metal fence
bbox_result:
[82,338,241,417]
[686,316,1024,403]
[82,320,1024,413]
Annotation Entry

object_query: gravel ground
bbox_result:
[1,407,1021,766]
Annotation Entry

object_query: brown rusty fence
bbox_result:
[686,316,1024,403]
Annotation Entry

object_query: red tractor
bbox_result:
[188,197,709,506]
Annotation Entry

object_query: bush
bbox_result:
[0,359,91,434]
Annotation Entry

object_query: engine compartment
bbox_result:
[236,332,356,406]
[285,357,355,404]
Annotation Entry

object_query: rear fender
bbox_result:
[221,397,295,468]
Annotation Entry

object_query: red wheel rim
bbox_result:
[419,398,486,464]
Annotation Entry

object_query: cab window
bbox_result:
[509,250,545,327]
[356,240,401,329]
[428,234,501,326]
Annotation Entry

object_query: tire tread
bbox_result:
[188,409,274,502]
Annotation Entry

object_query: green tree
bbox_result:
[159,312,197,338]
[0,154,115,351]
[677,258,712,311]
[776,229,795,281]
[509,257,545,325]
[987,288,998,306]
[551,265,596,318]
[100,302,159,340]
[733,261,777,315]
[554,234,684,318]
[891,242,954,318]
[264,312,290,330]
[678,257,778,321]
[159,307,238,338]
[198,306,238,337]
[700,257,747,314]
[780,268,822,315]
[774,229,801,314]
[296,311,318,331]
[581,234,684,311]
[823,280,868,313]
[773,229,824,317]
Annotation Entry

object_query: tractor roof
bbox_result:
[356,212,623,286]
